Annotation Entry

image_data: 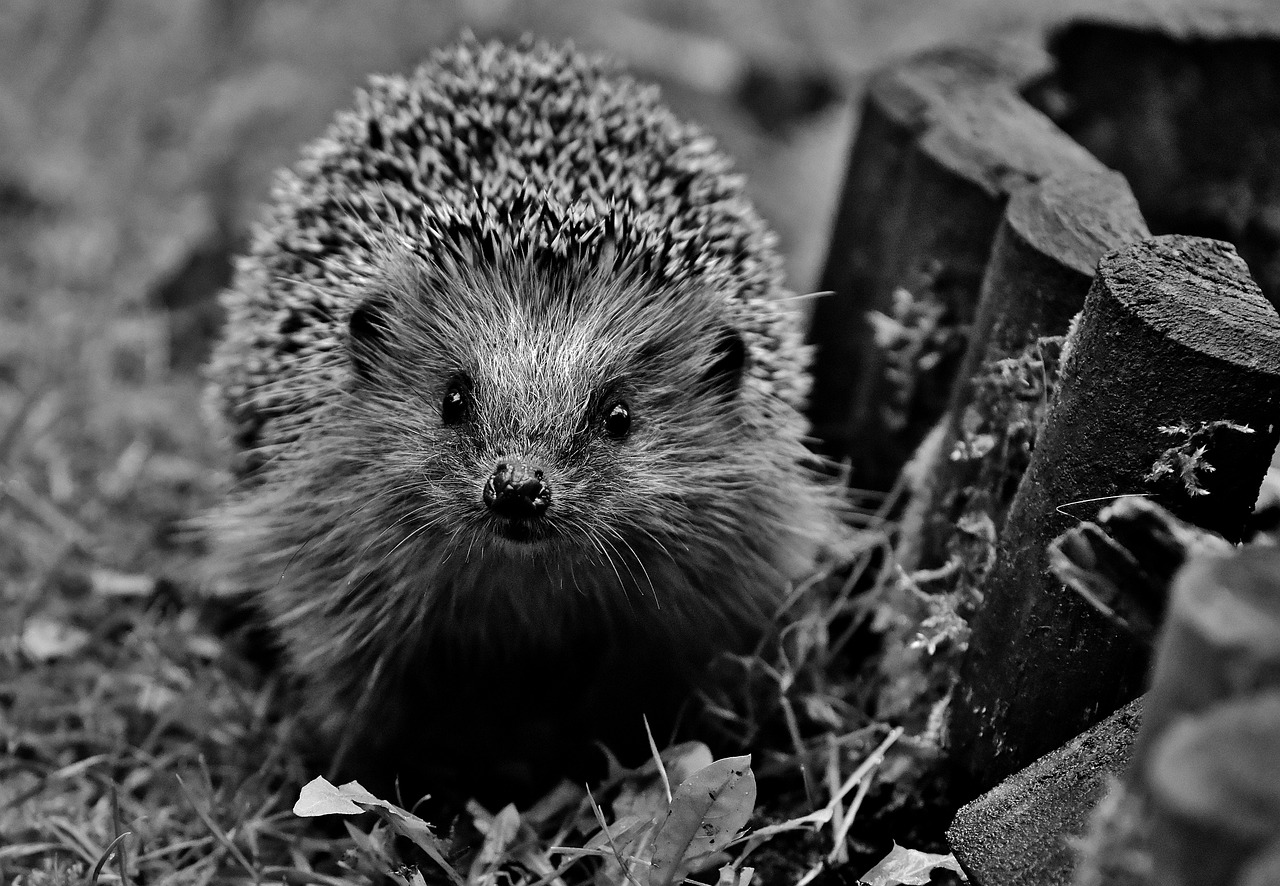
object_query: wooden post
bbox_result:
[949,235,1280,801]
[805,45,1105,491]
[946,698,1143,886]
[897,169,1148,576]
[1132,548,1280,886]
[1048,496,1231,646]
[1028,7,1280,307]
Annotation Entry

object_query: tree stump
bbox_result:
[897,169,1148,578]
[949,234,1280,801]
[806,45,1103,491]
[946,698,1143,886]
[1027,6,1280,307]
[1133,548,1280,886]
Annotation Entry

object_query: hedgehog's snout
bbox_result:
[483,460,551,520]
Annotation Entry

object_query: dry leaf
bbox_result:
[293,776,366,816]
[21,616,89,661]
[293,777,463,885]
[90,569,157,598]
[649,755,755,886]
[859,843,965,885]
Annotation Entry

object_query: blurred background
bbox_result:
[0,0,1075,602]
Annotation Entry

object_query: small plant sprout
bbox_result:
[1145,420,1255,497]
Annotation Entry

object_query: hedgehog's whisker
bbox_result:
[560,516,603,599]
[781,289,834,303]
[604,524,658,606]
[338,502,431,591]
[348,515,438,640]
[277,494,388,588]
[629,521,678,565]
[564,545,587,598]
[343,500,435,564]
[590,526,634,608]
[463,526,480,564]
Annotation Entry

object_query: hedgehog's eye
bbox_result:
[603,401,631,440]
[441,383,470,426]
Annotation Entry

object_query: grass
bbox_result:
[0,1,1057,882]
[3,491,937,883]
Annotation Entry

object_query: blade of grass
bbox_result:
[89,832,133,886]
[176,773,258,883]
[111,785,130,885]
[643,715,672,805]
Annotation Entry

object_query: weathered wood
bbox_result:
[1068,545,1280,885]
[949,235,1280,800]
[1146,692,1280,886]
[1240,841,1280,886]
[897,169,1148,576]
[1048,497,1231,645]
[805,45,1106,491]
[1136,548,1280,768]
[808,46,1040,485]
[946,698,1142,886]
[1028,6,1280,307]
[1041,513,1280,885]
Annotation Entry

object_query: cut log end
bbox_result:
[1005,169,1149,278]
[1099,236,1280,374]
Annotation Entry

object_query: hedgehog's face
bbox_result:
[342,259,758,569]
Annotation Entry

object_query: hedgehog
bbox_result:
[206,35,843,800]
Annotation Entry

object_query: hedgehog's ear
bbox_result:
[347,294,393,379]
[705,325,747,396]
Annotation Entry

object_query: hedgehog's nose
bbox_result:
[484,461,551,519]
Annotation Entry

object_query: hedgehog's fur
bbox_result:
[207,36,842,799]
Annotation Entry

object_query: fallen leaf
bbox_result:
[184,634,224,660]
[293,776,365,816]
[663,742,716,787]
[649,755,755,886]
[90,569,157,598]
[615,741,715,823]
[293,777,463,885]
[21,617,89,661]
[717,864,754,886]
[471,803,521,876]
[859,844,966,885]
